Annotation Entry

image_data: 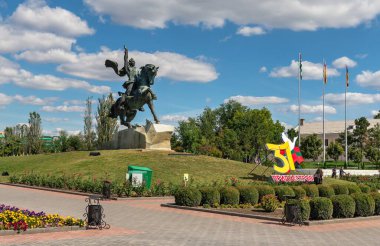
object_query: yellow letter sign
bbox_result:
[265,141,295,174]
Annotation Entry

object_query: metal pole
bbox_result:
[323,60,326,166]
[298,53,301,147]
[345,75,348,168]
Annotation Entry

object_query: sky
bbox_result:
[1,0,380,135]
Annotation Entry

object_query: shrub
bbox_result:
[174,187,202,207]
[346,184,361,194]
[330,184,349,195]
[256,185,275,202]
[274,186,295,202]
[200,187,220,206]
[358,184,371,193]
[292,186,306,199]
[237,186,259,205]
[261,194,280,212]
[220,187,240,205]
[370,192,380,215]
[331,195,355,218]
[318,185,335,198]
[301,184,319,198]
[288,198,311,221]
[310,197,333,220]
[1,171,9,176]
[351,193,375,217]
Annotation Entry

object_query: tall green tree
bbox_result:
[27,112,42,154]
[366,123,380,167]
[300,134,322,161]
[84,97,95,150]
[353,117,370,168]
[326,142,344,163]
[96,94,118,147]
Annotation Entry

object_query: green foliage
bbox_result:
[237,186,259,205]
[310,197,333,220]
[175,187,202,207]
[200,187,220,206]
[326,142,344,162]
[370,192,380,215]
[288,198,310,221]
[261,194,279,212]
[67,135,83,151]
[292,186,306,199]
[96,93,118,147]
[27,112,43,154]
[318,185,335,198]
[220,187,240,205]
[301,184,319,198]
[353,117,370,168]
[374,110,380,119]
[358,184,371,193]
[351,193,375,217]
[331,195,355,218]
[346,184,362,194]
[274,186,295,202]
[300,134,322,161]
[330,184,349,195]
[256,185,275,202]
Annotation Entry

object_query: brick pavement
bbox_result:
[1,184,380,245]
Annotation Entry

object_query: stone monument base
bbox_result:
[102,120,174,151]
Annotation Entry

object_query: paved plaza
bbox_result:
[1,184,380,246]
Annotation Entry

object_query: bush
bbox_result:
[174,187,202,207]
[256,185,275,202]
[220,187,240,205]
[358,184,371,193]
[292,186,306,199]
[200,187,220,206]
[346,184,361,194]
[330,184,349,195]
[351,193,375,217]
[370,192,380,215]
[261,194,280,212]
[310,197,333,220]
[1,171,9,176]
[288,198,311,221]
[237,186,259,205]
[331,195,355,218]
[274,186,295,202]
[301,184,319,198]
[318,185,335,198]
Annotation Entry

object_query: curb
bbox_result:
[305,215,380,226]
[0,226,85,236]
[0,182,173,201]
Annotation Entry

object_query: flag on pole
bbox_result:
[323,62,327,84]
[299,53,302,80]
[346,65,349,87]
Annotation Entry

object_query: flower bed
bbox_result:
[0,204,84,233]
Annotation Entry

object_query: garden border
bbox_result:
[0,225,85,236]
[161,203,380,226]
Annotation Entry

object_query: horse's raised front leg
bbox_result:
[147,99,160,124]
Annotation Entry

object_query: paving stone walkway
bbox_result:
[1,184,380,246]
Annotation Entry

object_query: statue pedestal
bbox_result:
[102,121,174,151]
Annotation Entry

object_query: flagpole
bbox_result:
[323,60,326,166]
[298,53,301,147]
[345,66,348,169]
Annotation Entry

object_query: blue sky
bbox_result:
[1,0,380,135]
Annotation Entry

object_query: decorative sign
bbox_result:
[183,173,189,182]
[271,175,314,183]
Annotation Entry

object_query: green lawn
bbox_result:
[302,161,380,170]
[0,150,274,184]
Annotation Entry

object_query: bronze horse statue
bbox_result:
[109,64,160,128]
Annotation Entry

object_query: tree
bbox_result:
[27,112,42,154]
[349,147,363,169]
[67,134,83,151]
[84,97,95,150]
[96,94,118,147]
[57,130,69,152]
[353,117,370,168]
[374,110,380,119]
[300,134,322,161]
[326,142,344,163]
[366,123,380,167]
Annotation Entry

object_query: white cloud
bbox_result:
[355,53,368,59]
[225,95,289,105]
[259,66,267,73]
[0,93,13,106]
[289,104,336,114]
[9,0,94,37]
[371,110,379,117]
[332,56,357,68]
[58,48,218,83]
[42,105,85,113]
[44,117,69,123]
[236,26,266,36]
[356,70,380,90]
[15,49,78,63]
[270,60,340,80]
[13,95,57,105]
[84,0,380,30]
[325,92,380,105]
[0,55,110,94]
[161,114,189,122]
[63,99,86,106]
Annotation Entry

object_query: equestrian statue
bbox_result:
[105,46,160,128]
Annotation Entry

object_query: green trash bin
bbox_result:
[127,165,152,189]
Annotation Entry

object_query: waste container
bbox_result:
[127,165,152,189]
